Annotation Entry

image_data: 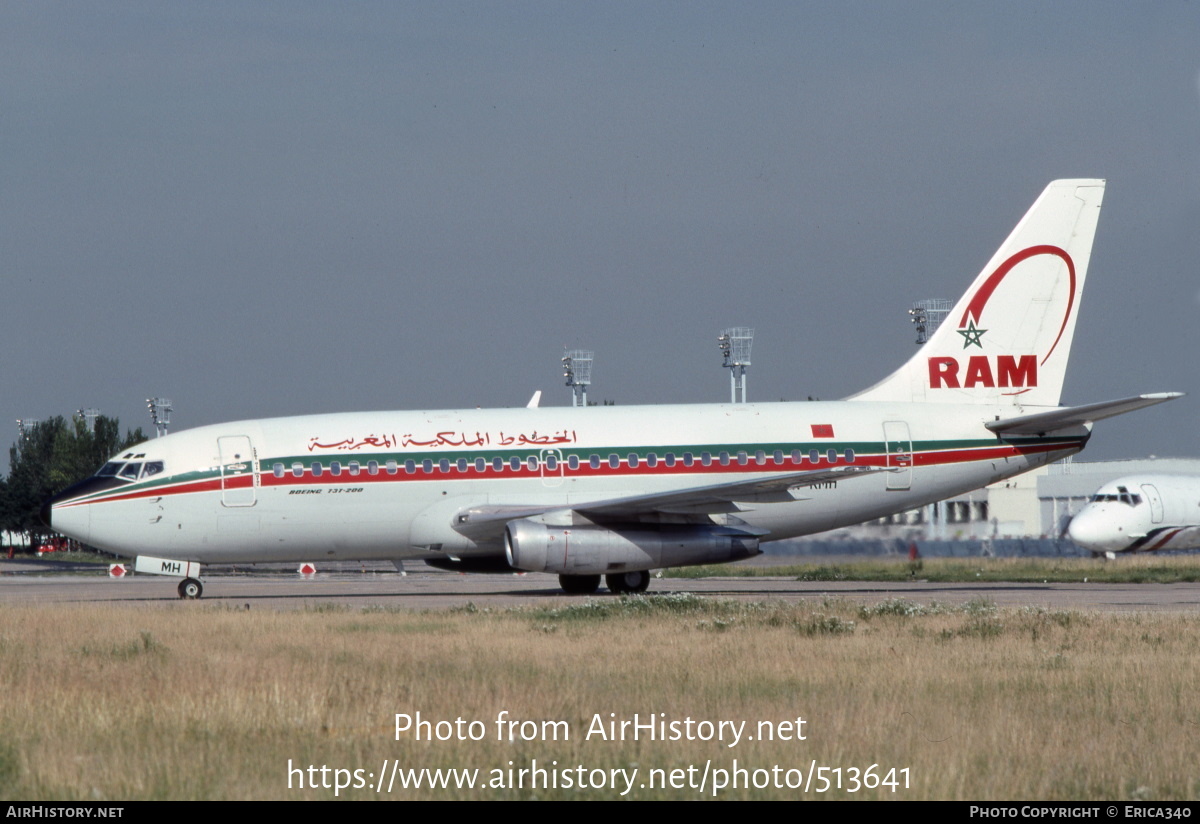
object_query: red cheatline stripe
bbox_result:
[1145,529,1181,551]
[56,438,1084,508]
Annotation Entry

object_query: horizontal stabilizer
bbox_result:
[985,393,1183,436]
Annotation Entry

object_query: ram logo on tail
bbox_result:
[850,181,1104,407]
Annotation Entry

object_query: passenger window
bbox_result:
[609,454,620,469]
[475,458,486,472]
[526,456,538,471]
[590,455,601,470]
[348,461,360,476]
[844,449,855,463]
[422,460,433,474]
[456,459,467,472]
[719,452,730,466]
[292,462,304,478]
[755,450,766,465]
[568,455,580,471]
[791,450,802,464]
[404,460,415,474]
[628,453,640,468]
[272,463,285,478]
[664,453,676,467]
[439,459,450,473]
[545,455,557,471]
[809,449,820,464]
[827,448,838,464]
[367,461,379,476]
[701,452,712,467]
[683,453,694,467]
[737,451,748,466]
[385,460,398,475]
[509,456,521,471]
[330,461,342,476]
[311,462,323,477]
[646,453,658,468]
[773,450,784,465]
[493,457,504,472]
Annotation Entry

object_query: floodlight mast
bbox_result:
[147,398,172,438]
[562,350,594,408]
[77,408,100,433]
[718,327,754,403]
[909,299,951,345]
[16,418,40,441]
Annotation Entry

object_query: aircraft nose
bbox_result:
[1067,508,1123,552]
[38,483,95,545]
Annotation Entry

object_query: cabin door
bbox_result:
[1140,484,1164,524]
[883,421,913,491]
[218,435,258,507]
[540,449,565,487]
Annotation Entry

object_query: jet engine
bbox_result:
[504,520,760,575]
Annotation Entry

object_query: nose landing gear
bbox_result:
[177,577,203,599]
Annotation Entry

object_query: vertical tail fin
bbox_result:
[848,179,1105,407]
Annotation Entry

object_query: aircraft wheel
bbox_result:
[559,574,601,595]
[178,577,203,600]
[606,570,650,595]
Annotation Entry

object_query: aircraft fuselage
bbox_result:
[49,400,1086,565]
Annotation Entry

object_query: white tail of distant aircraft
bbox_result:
[1068,475,1200,556]
[43,179,1181,598]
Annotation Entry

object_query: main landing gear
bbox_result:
[557,570,652,595]
[605,570,651,594]
[558,574,601,595]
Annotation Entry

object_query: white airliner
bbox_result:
[42,179,1181,598]
[1068,475,1200,556]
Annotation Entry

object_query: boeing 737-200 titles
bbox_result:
[42,180,1181,597]
[1069,475,1200,556]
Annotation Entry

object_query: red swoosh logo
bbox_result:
[959,244,1076,367]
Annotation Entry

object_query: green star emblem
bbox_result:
[958,319,986,348]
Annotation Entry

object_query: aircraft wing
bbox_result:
[985,393,1183,436]
[451,465,888,541]
[573,466,886,517]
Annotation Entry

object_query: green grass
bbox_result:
[666,556,1200,584]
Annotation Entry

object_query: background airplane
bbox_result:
[1068,475,1200,556]
[42,179,1181,598]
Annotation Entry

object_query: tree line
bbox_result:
[2,415,146,551]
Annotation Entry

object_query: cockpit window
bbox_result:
[96,462,124,477]
[118,462,143,480]
[142,461,165,478]
[1088,492,1142,507]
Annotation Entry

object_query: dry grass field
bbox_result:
[2,595,1198,800]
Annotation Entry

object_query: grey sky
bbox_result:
[3,2,1197,471]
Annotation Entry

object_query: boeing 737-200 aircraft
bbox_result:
[42,179,1181,598]
[1069,475,1200,556]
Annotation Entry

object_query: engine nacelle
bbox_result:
[504,521,760,575]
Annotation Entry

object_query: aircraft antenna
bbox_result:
[909,299,951,345]
[718,327,753,403]
[562,350,593,407]
[147,398,173,438]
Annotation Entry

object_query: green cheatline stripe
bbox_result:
[71,434,1083,503]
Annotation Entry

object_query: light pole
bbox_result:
[718,327,753,403]
[562,350,593,408]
